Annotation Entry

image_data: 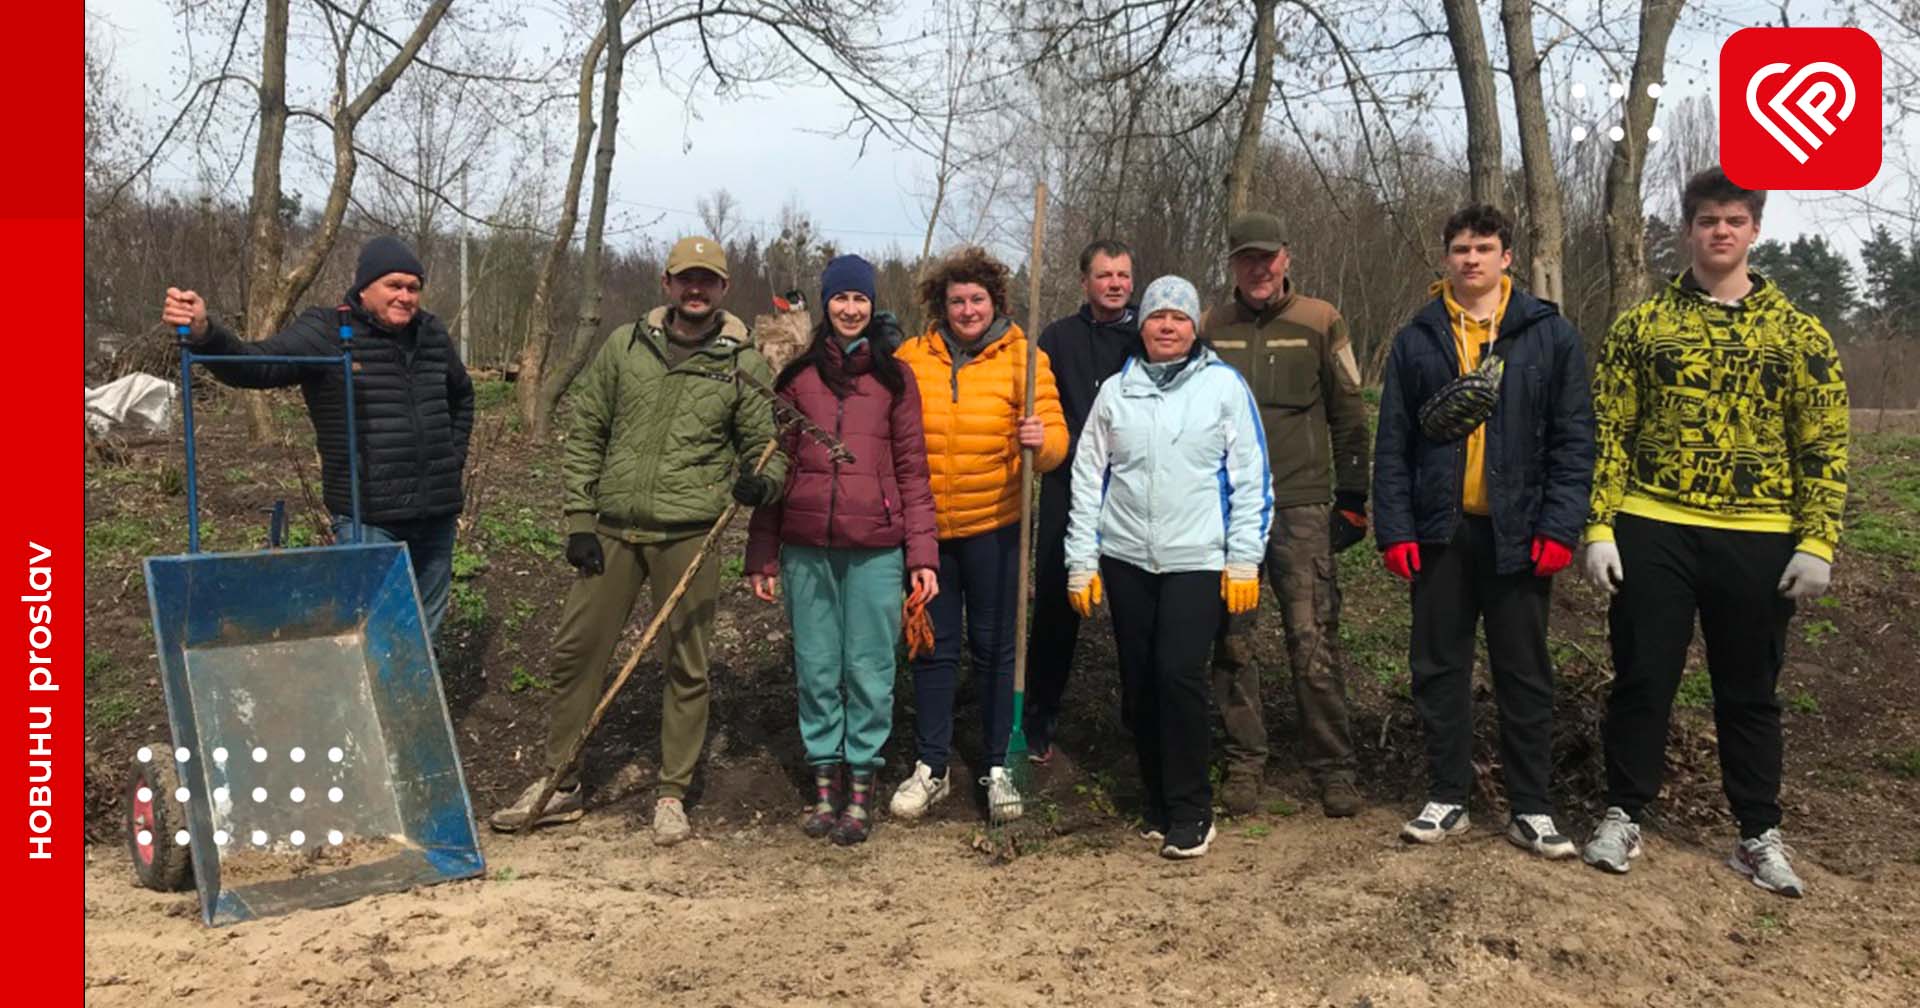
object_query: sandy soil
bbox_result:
[84,808,1920,1007]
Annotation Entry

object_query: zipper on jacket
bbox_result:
[825,397,846,546]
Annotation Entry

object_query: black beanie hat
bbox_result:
[351,235,426,296]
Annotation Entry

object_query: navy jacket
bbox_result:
[1372,287,1594,575]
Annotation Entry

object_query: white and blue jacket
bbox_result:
[1064,345,1273,577]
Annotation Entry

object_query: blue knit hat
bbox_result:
[1139,275,1201,323]
[821,254,877,304]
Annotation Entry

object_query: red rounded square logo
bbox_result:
[1720,27,1881,190]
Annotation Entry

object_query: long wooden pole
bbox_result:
[1002,181,1046,785]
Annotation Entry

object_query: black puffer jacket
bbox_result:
[196,301,474,524]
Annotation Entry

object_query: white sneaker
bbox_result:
[1400,801,1470,844]
[1507,813,1578,859]
[1729,828,1806,898]
[1582,806,1643,874]
[652,797,690,846]
[984,766,1023,822]
[888,761,950,820]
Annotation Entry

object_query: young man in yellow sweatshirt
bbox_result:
[1579,167,1849,898]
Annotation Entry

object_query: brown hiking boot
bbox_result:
[1220,768,1263,816]
[1319,778,1363,818]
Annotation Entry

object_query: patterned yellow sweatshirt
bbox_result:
[1584,272,1848,560]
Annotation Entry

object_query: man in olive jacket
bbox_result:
[1202,212,1372,817]
[491,236,787,845]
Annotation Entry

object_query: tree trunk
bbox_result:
[533,0,627,438]
[1442,0,1503,206]
[1224,0,1279,223]
[1501,0,1565,304]
[1604,0,1684,324]
[517,0,636,437]
[238,0,292,438]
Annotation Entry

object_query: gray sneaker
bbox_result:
[1582,806,1643,874]
[653,797,691,846]
[488,777,584,832]
[1399,801,1470,844]
[1729,828,1805,898]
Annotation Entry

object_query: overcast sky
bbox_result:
[90,0,1911,267]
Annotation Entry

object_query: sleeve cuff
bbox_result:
[565,511,597,536]
[1583,524,1615,545]
[1795,537,1835,562]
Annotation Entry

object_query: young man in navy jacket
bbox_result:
[1372,204,1594,858]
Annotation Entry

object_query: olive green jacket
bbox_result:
[563,307,787,542]
[1201,282,1371,508]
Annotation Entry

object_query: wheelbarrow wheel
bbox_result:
[126,742,194,892]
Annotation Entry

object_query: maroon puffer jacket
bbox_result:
[745,339,939,575]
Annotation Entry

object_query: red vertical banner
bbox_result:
[3,5,81,1001]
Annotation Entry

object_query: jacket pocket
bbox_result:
[1256,343,1320,409]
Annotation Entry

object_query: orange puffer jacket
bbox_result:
[897,319,1069,540]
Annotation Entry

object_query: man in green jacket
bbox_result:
[1202,212,1372,817]
[491,236,787,845]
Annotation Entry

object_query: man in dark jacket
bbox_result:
[162,235,474,636]
[1202,212,1371,817]
[1026,239,1139,762]
[1372,204,1594,859]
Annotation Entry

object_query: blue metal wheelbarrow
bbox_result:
[125,313,484,926]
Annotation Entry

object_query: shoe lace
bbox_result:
[1416,801,1456,824]
[1516,813,1559,836]
[1748,831,1795,867]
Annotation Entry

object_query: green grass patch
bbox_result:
[1265,798,1300,817]
[1801,618,1838,646]
[478,507,561,555]
[1243,824,1273,838]
[506,665,553,693]
[1675,667,1713,709]
[1787,689,1819,715]
[1883,747,1920,779]
[721,556,745,580]
[86,514,159,555]
[1845,514,1920,570]
[451,543,488,579]
[474,380,514,412]
[451,580,488,627]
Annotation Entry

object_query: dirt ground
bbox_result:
[83,807,1920,1007]
[82,389,1920,1005]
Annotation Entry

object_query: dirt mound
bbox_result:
[83,810,1920,1006]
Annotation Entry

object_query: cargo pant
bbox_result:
[1210,502,1355,784]
[544,532,717,799]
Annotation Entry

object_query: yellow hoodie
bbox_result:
[1435,275,1512,516]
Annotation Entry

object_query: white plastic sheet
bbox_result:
[85,373,177,435]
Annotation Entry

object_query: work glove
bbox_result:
[1531,536,1573,578]
[1067,569,1103,617]
[731,472,780,507]
[1382,542,1421,582]
[1330,492,1369,553]
[1776,551,1832,601]
[565,532,604,576]
[1583,540,1623,594]
[1222,564,1260,615]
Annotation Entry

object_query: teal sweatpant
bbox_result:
[781,545,904,769]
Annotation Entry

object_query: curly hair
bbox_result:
[917,245,1012,323]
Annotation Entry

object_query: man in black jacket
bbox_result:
[1026,239,1139,762]
[1371,205,1593,858]
[161,235,475,636]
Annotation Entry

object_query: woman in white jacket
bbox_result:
[1065,274,1273,859]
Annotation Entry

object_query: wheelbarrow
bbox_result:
[125,314,484,926]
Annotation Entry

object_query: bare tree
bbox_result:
[1603,0,1684,324]
[1442,0,1503,205]
[697,188,741,246]
[1501,0,1566,303]
[1224,0,1280,223]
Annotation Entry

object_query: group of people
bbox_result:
[160,165,1848,891]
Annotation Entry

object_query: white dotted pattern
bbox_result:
[128,743,363,862]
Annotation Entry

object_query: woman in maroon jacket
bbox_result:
[744,255,940,845]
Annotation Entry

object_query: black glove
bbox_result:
[565,532,604,576]
[731,472,779,507]
[1329,492,1368,554]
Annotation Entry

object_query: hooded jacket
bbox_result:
[563,306,788,542]
[1065,343,1273,576]
[895,318,1069,540]
[1372,286,1595,575]
[197,300,473,524]
[745,336,939,574]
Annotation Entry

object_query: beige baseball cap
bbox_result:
[666,235,729,279]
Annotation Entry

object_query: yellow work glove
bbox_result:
[1222,564,1260,615]
[1067,569,1103,617]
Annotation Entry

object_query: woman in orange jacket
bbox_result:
[888,246,1067,822]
